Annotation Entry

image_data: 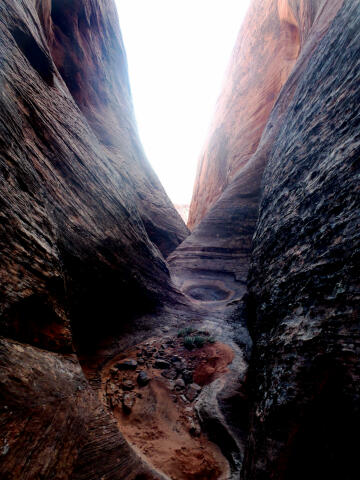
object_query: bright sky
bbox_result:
[115,0,250,205]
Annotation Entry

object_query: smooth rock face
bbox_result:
[243,1,360,478]
[188,0,300,229]
[169,0,358,478]
[1,0,359,479]
[188,0,343,230]
[0,0,187,354]
[47,0,189,258]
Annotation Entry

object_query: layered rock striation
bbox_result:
[0,0,187,478]
[169,0,343,325]
[188,0,343,230]
[244,1,360,477]
[0,0,188,352]
[170,0,359,478]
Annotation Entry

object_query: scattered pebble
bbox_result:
[161,369,177,380]
[122,393,136,413]
[185,383,202,402]
[154,359,171,369]
[121,380,134,391]
[182,370,193,384]
[116,359,137,370]
[189,419,201,437]
[137,371,150,386]
[174,378,185,390]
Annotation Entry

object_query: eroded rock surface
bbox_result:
[243,1,360,478]
[0,0,187,355]
[170,0,344,329]
[188,0,299,229]
[0,0,186,478]
[170,0,358,479]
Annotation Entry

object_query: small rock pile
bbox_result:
[104,335,204,415]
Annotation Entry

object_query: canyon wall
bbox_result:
[243,1,360,477]
[169,0,343,323]
[0,0,186,478]
[188,0,340,229]
[172,0,359,478]
[0,0,188,353]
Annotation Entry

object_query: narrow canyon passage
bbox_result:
[0,1,359,480]
[95,246,251,480]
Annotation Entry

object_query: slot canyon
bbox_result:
[0,0,359,479]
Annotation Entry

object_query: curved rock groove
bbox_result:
[185,285,231,302]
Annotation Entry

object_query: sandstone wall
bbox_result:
[188,0,338,229]
[169,2,359,478]
[0,1,185,478]
[0,0,187,353]
[244,1,360,477]
[169,0,343,322]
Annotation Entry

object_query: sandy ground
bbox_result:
[100,333,234,480]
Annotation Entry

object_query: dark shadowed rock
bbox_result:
[0,0,358,478]
[175,378,186,391]
[122,393,136,414]
[182,370,194,385]
[137,371,150,386]
[121,380,135,391]
[154,359,171,369]
[242,1,360,479]
[161,369,178,380]
[116,359,137,370]
[0,0,183,478]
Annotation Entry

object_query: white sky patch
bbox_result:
[115,0,250,204]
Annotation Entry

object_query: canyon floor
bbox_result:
[87,261,249,480]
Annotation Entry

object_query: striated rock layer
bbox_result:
[243,1,360,478]
[169,0,359,478]
[169,0,343,323]
[0,0,187,478]
[0,0,188,351]
[188,0,342,229]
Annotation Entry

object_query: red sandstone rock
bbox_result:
[0,0,184,478]
[188,0,342,229]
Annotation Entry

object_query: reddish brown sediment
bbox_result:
[100,335,234,480]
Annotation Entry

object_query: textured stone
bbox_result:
[0,0,187,356]
[175,378,186,390]
[137,371,150,386]
[182,370,194,385]
[169,0,344,324]
[121,380,135,391]
[161,368,178,380]
[0,338,161,480]
[122,393,136,414]
[242,1,360,479]
[168,1,356,478]
[0,1,183,479]
[0,0,359,479]
[154,359,171,369]
[116,359,137,370]
[188,0,344,231]
[185,383,202,402]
